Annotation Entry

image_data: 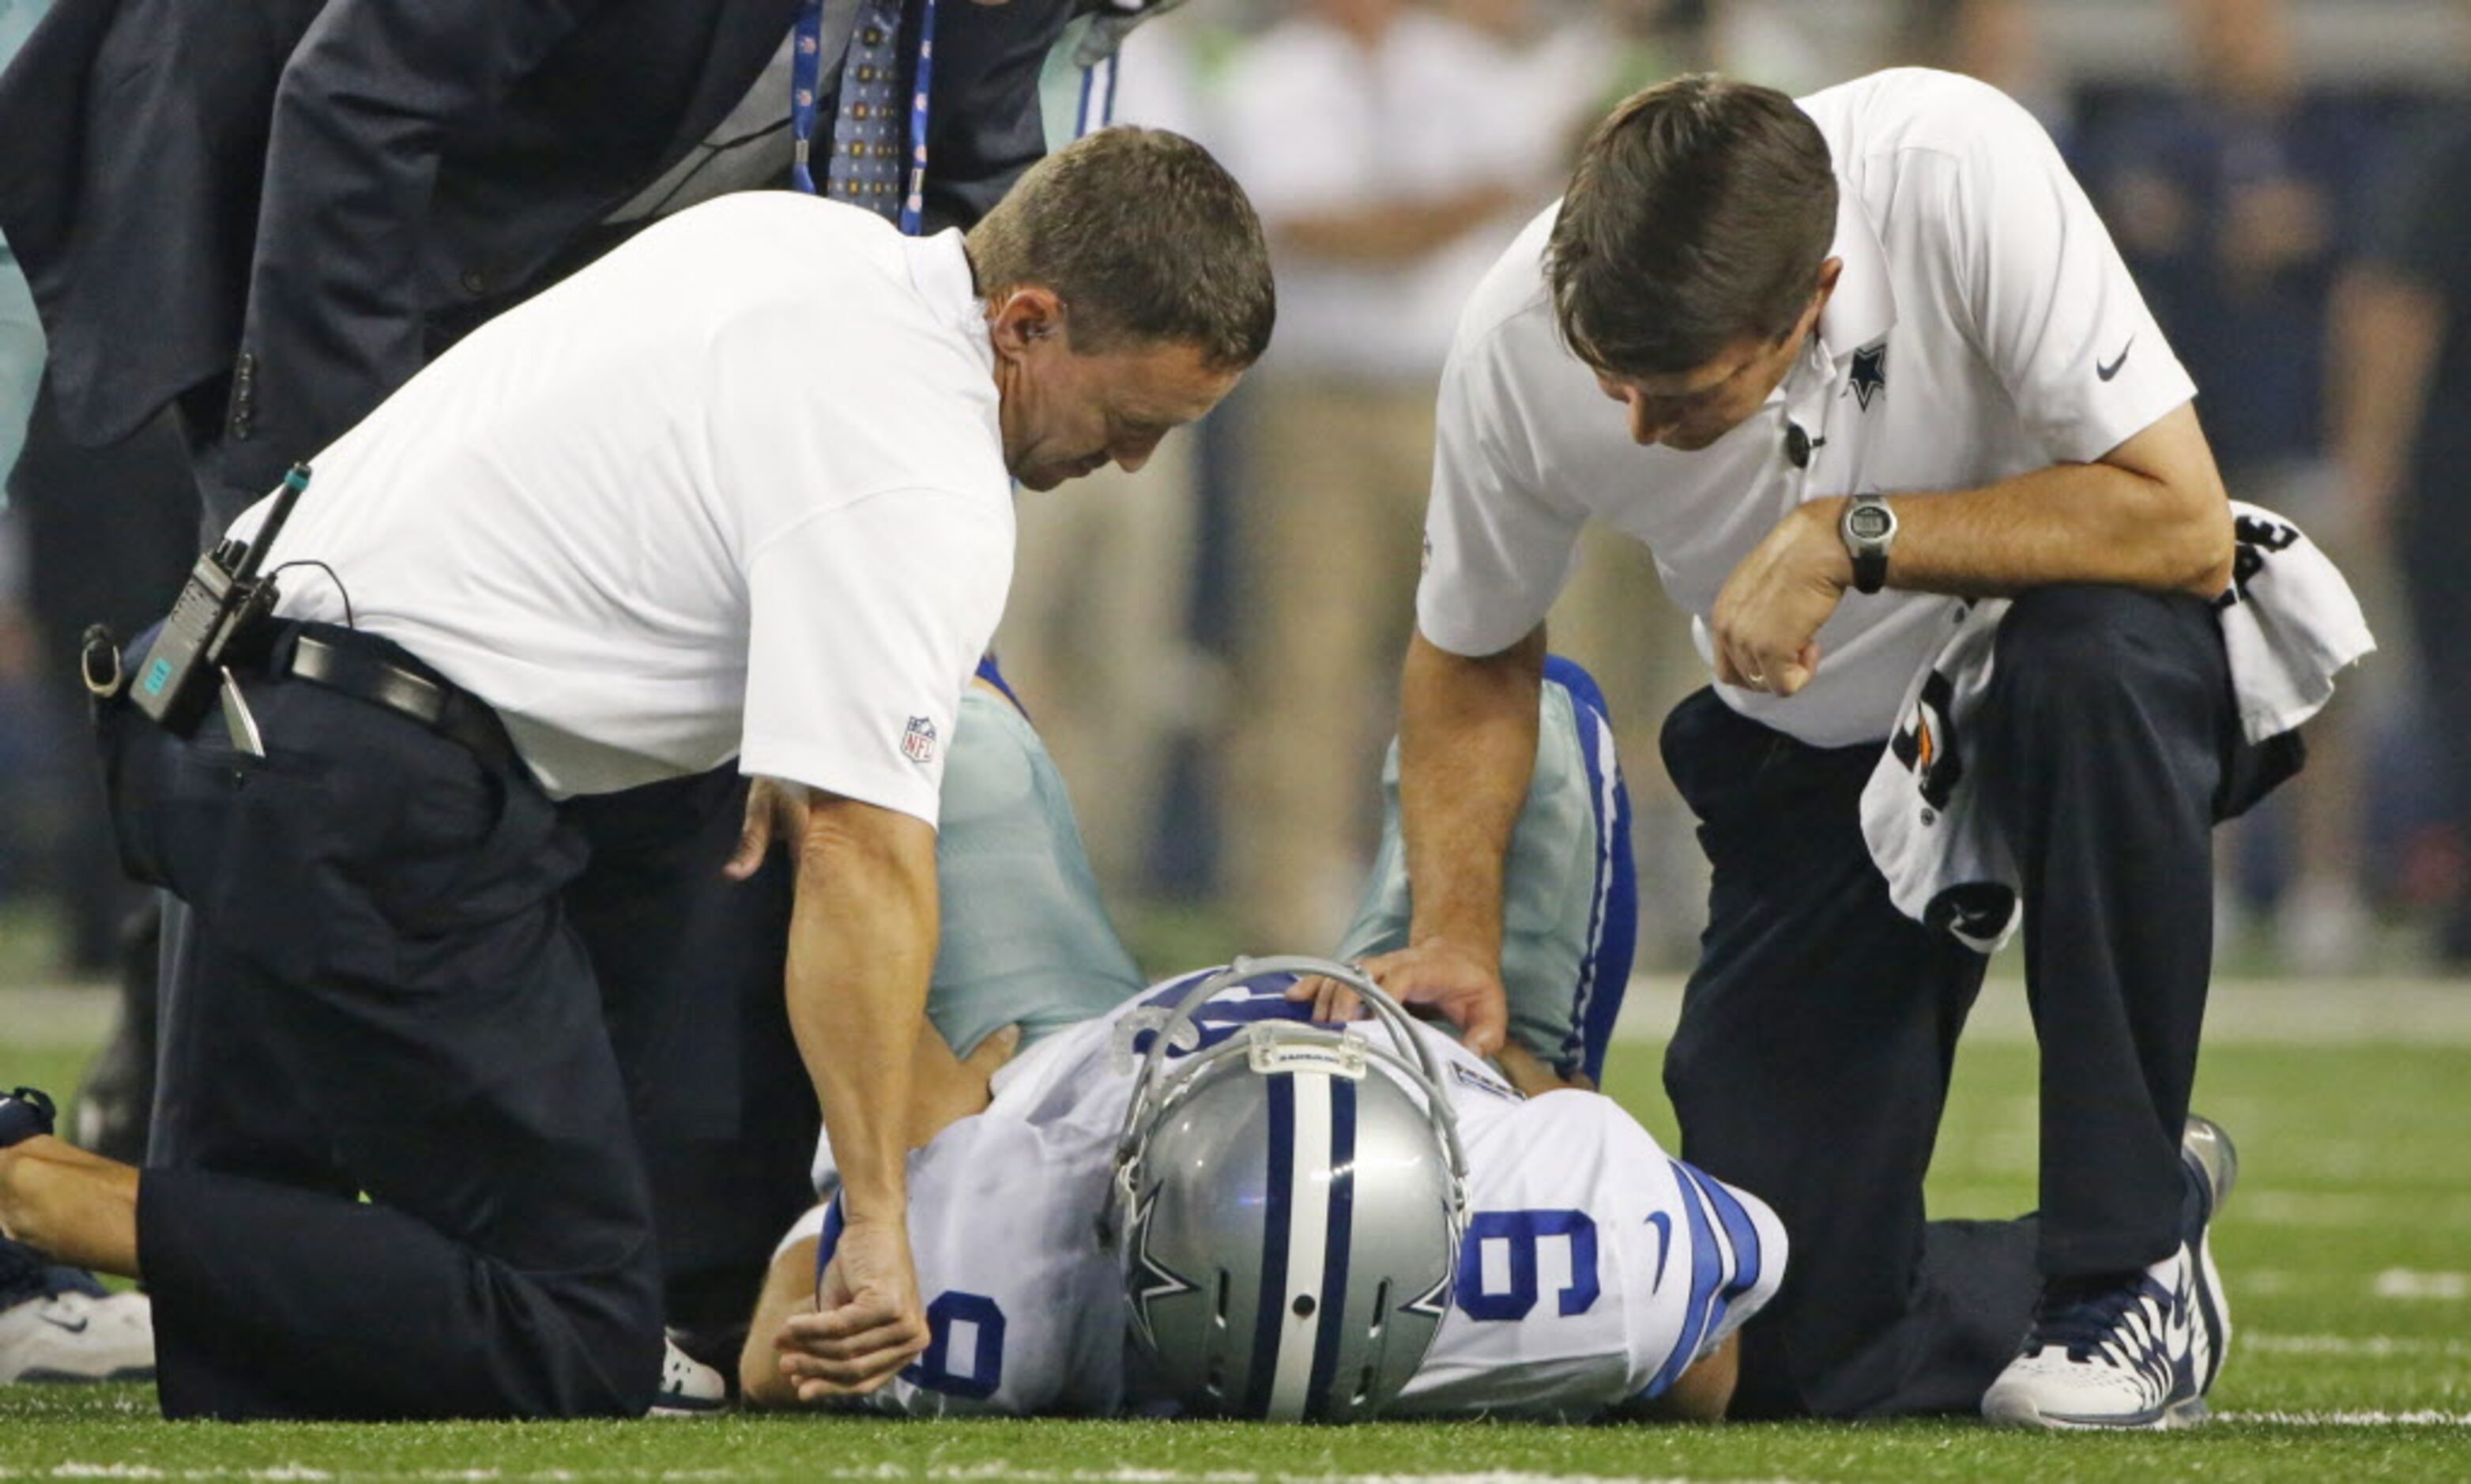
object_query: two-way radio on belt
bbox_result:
[127,461,315,745]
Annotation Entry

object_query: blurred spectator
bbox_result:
[2334,100,2471,967]
[1895,0,2073,151]
[996,9,1222,917]
[2077,0,2393,971]
[1215,0,1559,947]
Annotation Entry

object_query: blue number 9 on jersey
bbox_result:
[1456,1209,1601,1321]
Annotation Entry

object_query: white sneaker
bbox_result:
[0,1284,155,1384]
[1983,1249,2198,1429]
[646,1335,727,1417]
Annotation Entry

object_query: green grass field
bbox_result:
[4,976,2467,1482]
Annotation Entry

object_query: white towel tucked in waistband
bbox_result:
[1857,503,2375,954]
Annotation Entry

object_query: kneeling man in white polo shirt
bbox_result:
[0,126,1271,1422]
[1360,70,2307,1427]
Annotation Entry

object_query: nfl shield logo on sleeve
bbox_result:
[902,716,938,765]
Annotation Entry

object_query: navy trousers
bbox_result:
[561,766,816,1359]
[108,623,665,1420]
[1660,585,2274,1418]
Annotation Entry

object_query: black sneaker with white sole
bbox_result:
[647,1335,728,1417]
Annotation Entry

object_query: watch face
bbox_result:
[1848,504,1893,542]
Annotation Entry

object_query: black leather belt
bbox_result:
[277,632,522,778]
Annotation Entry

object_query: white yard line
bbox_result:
[1609,975,2471,1046]
[2246,1330,2471,1358]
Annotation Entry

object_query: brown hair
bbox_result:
[966,126,1275,370]
[1548,74,1836,379]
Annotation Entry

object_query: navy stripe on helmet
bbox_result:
[1245,1072,1298,1416]
[1304,1075,1358,1420]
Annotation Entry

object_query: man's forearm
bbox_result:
[786,800,941,1223]
[1398,627,1546,962]
[1826,401,2236,601]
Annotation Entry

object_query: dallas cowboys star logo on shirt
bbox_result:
[1849,340,1889,411]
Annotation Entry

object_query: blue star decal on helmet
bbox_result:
[1126,1185,1199,1354]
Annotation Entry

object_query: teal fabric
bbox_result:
[1335,677,1610,1067]
[927,685,1147,1057]
[0,0,53,492]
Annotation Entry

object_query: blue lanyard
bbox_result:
[790,0,938,235]
[789,0,826,195]
[902,0,937,235]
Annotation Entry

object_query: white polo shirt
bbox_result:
[233,192,1013,819]
[1418,68,2197,748]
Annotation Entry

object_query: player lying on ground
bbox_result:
[744,959,1784,1421]
[737,657,1784,1420]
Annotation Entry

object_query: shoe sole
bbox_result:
[646,1399,729,1418]
[2190,1226,2232,1395]
[2183,1115,2236,1399]
[1983,1395,2209,1431]
[9,1365,156,1384]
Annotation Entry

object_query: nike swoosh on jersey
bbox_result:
[2097,337,2135,382]
[41,1311,90,1335]
[1644,1211,1672,1293]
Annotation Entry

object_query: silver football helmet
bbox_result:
[1106,955,1469,1422]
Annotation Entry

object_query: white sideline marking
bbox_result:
[2372,1269,2470,1301]
[2242,1191,2471,1230]
[2221,1411,2471,1426]
[1607,976,2471,1046]
[2246,1331,2471,1358]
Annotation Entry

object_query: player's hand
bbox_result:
[1290,940,1510,1057]
[727,778,809,879]
[774,1216,929,1399]
[1708,501,1847,696]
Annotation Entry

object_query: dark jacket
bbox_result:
[0,0,1067,519]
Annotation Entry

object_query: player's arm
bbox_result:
[1607,1334,1738,1422]
[740,1230,828,1409]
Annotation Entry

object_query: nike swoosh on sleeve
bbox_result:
[2097,337,2135,381]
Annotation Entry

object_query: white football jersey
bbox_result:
[804,970,1785,1418]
